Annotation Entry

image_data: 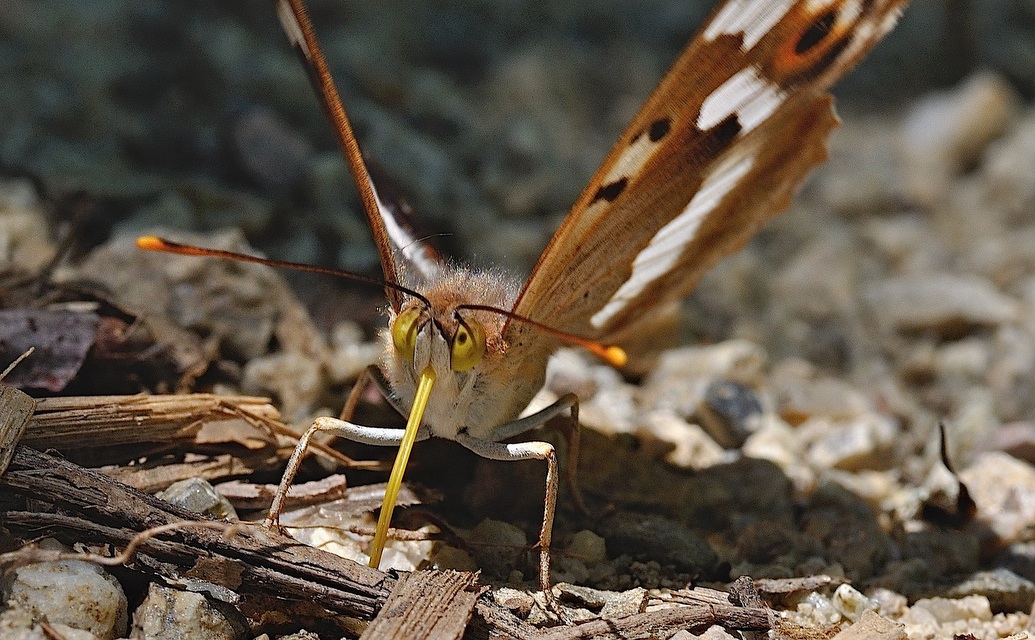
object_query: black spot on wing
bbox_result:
[592,177,628,203]
[648,117,672,142]
[796,10,836,54]
[697,114,742,156]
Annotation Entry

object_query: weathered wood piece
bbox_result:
[0,445,391,621]
[0,386,37,475]
[22,393,280,449]
[360,570,483,640]
[534,604,775,640]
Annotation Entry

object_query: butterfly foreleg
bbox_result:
[454,432,559,592]
[454,392,582,591]
[487,393,588,515]
[262,415,431,529]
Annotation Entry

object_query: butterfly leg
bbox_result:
[455,432,558,592]
[450,393,578,591]
[336,365,371,421]
[487,393,589,515]
[262,416,430,529]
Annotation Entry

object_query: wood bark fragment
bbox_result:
[729,575,764,608]
[102,453,273,495]
[0,386,37,475]
[22,393,281,449]
[214,474,349,511]
[360,570,484,640]
[754,575,837,597]
[466,596,778,640]
[0,445,391,621]
[21,393,363,470]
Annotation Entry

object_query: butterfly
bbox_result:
[139,0,909,591]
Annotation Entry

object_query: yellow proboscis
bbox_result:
[367,366,436,568]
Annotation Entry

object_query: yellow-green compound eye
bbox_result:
[391,307,423,361]
[450,319,485,372]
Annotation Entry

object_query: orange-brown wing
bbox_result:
[276,0,444,310]
[509,0,908,341]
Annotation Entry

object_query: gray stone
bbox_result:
[0,542,127,640]
[599,513,718,575]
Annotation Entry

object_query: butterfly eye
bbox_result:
[391,307,423,361]
[450,318,485,372]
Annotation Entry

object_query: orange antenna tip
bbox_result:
[136,235,166,251]
[603,345,628,368]
[135,235,204,256]
[586,343,627,368]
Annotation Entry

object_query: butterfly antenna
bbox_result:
[456,304,627,367]
[136,236,432,308]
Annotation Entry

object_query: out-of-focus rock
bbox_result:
[865,274,1017,338]
[900,72,1020,206]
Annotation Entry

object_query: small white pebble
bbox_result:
[132,583,244,639]
[799,591,842,626]
[565,530,608,566]
[2,556,127,640]
[832,583,879,621]
[903,595,993,625]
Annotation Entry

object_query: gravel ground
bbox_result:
[2,1,1035,638]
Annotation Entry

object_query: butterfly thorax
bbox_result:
[381,266,554,441]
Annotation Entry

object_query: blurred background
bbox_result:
[2,0,1027,282]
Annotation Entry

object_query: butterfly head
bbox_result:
[379,268,532,438]
[390,302,487,377]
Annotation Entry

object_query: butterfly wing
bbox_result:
[276,0,444,310]
[509,0,908,341]
[360,152,447,289]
